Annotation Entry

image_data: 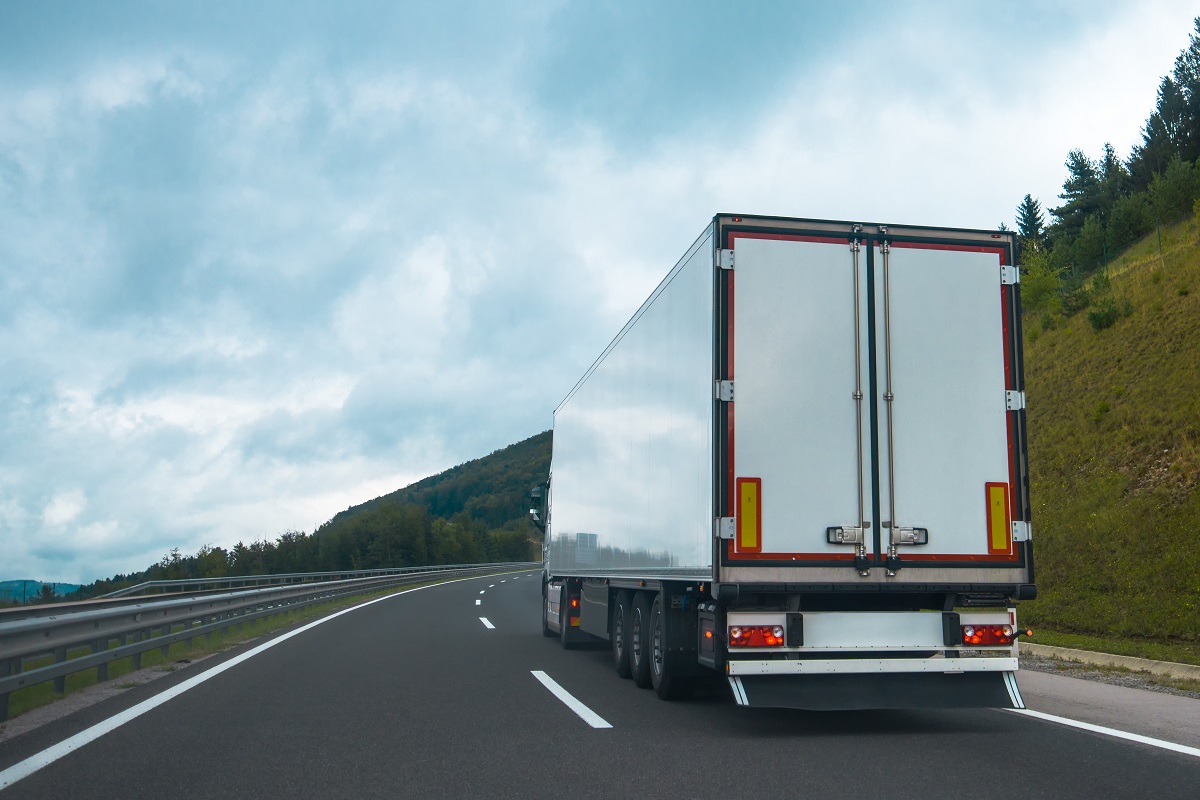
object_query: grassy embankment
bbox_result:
[1020,217,1200,666]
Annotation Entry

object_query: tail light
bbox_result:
[961,624,1015,645]
[729,625,785,647]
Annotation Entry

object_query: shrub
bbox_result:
[1020,242,1062,315]
[1087,297,1120,331]
[1111,192,1154,251]
[1149,156,1197,222]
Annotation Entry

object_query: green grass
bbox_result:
[1020,217,1200,653]
[4,578,454,721]
[1027,628,1200,667]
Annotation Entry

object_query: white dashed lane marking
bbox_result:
[531,671,612,729]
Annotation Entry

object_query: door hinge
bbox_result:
[715,380,734,402]
[1011,521,1031,542]
[1005,390,1026,411]
[715,517,735,540]
[716,248,735,270]
[1001,265,1020,285]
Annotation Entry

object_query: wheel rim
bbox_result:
[614,605,625,658]
[631,608,642,665]
[651,609,663,676]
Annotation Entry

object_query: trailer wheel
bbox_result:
[611,591,632,679]
[649,593,693,700]
[629,592,652,688]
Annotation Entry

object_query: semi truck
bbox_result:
[530,214,1034,710]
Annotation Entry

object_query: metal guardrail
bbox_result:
[0,562,537,721]
[97,563,501,599]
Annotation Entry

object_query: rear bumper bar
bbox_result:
[728,668,1025,710]
[726,656,1017,675]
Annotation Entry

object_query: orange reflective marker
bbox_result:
[736,478,762,553]
[985,482,1011,554]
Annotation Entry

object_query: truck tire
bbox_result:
[649,593,693,701]
[629,592,652,688]
[611,591,632,679]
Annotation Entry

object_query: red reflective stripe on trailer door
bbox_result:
[889,240,1009,265]
[728,232,848,247]
[725,267,736,518]
[1002,283,1020,527]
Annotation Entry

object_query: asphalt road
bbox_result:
[1,572,1198,799]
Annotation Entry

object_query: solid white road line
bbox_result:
[1007,708,1200,759]
[0,578,483,791]
[530,671,612,729]
[479,617,495,629]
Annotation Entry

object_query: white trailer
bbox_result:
[531,214,1034,709]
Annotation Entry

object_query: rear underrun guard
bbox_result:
[727,671,1025,711]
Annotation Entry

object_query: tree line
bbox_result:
[1014,17,1200,322]
[67,432,553,601]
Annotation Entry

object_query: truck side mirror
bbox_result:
[529,483,547,531]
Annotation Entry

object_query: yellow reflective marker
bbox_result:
[736,478,762,553]
[986,482,1011,554]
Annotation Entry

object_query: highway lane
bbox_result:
[1,571,1198,798]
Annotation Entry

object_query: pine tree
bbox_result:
[1129,79,1184,191]
[1050,150,1102,241]
[1015,194,1045,246]
[1097,142,1129,214]
[1170,17,1200,164]
[1128,18,1200,190]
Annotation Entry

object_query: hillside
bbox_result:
[325,430,552,532]
[1021,218,1200,641]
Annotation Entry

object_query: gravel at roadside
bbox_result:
[1020,653,1200,700]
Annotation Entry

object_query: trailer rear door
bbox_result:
[721,229,1022,576]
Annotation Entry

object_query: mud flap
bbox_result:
[727,670,1025,710]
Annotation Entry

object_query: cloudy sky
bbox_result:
[2,1,1195,583]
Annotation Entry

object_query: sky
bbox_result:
[1,0,1196,583]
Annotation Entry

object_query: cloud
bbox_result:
[42,490,86,525]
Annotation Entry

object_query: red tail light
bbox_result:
[961,624,1015,645]
[729,625,785,647]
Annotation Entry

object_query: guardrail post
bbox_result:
[160,624,171,658]
[93,639,108,682]
[132,630,143,671]
[0,657,12,722]
[53,647,67,693]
